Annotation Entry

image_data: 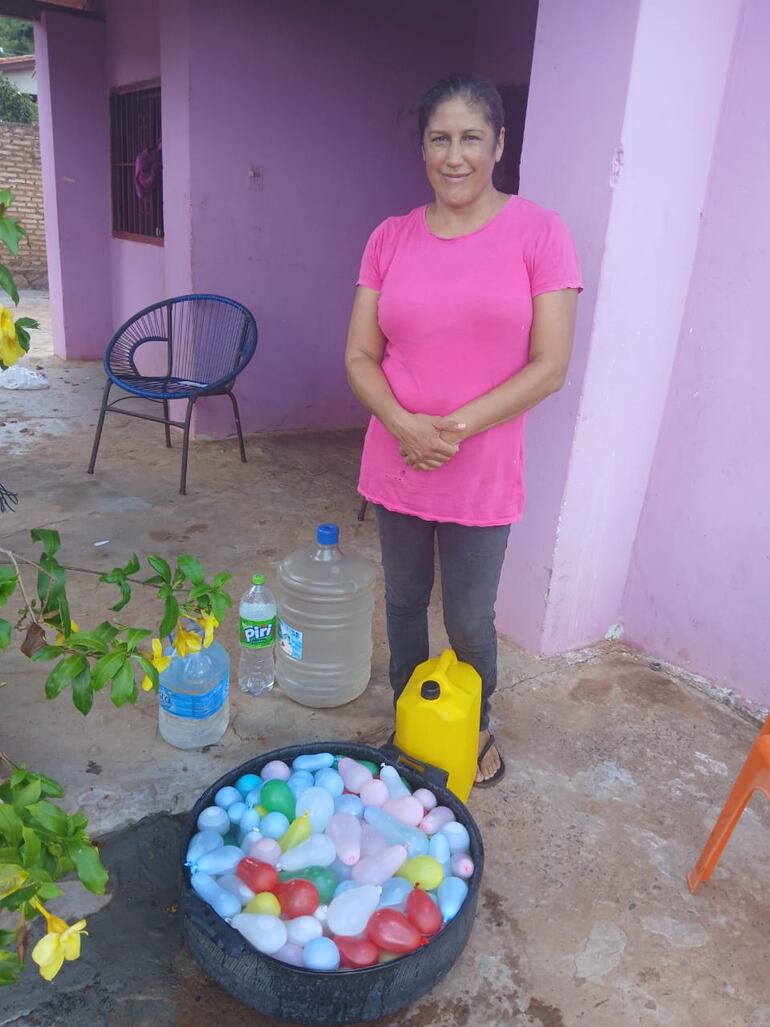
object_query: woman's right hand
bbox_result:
[387,410,466,470]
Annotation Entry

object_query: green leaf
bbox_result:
[0,949,23,986]
[132,653,159,689]
[159,595,179,640]
[14,317,38,330]
[0,213,26,256]
[10,779,41,808]
[0,806,23,848]
[65,631,108,655]
[71,666,93,715]
[111,578,131,612]
[0,263,19,305]
[210,591,230,623]
[0,187,13,207]
[0,619,10,651]
[26,772,63,800]
[45,653,87,699]
[26,801,68,836]
[122,553,140,576]
[67,840,108,894]
[0,566,17,605]
[90,649,127,691]
[177,554,205,584]
[213,571,232,588]
[187,584,211,601]
[30,528,61,559]
[21,827,41,869]
[92,620,120,645]
[124,627,151,651]
[147,554,171,583]
[15,324,30,352]
[142,574,166,586]
[110,661,136,708]
[30,643,64,663]
[0,930,16,948]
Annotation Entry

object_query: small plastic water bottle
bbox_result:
[238,574,276,696]
[158,634,230,749]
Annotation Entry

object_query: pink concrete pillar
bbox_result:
[497,0,743,653]
[34,12,112,360]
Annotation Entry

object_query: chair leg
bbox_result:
[227,390,247,463]
[87,380,113,475]
[357,498,368,522]
[687,737,770,892]
[179,398,196,495]
[162,399,172,448]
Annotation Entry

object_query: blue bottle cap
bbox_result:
[317,523,339,545]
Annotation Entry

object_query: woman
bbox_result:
[345,74,581,787]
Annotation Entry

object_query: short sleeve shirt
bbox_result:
[356,195,582,526]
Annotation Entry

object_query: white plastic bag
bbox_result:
[0,364,48,390]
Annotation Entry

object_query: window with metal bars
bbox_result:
[110,82,164,244]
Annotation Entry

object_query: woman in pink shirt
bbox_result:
[345,74,581,786]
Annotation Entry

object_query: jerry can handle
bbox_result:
[379,742,450,790]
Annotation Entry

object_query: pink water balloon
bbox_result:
[413,788,437,812]
[360,779,389,807]
[261,760,291,782]
[420,806,456,835]
[325,812,362,866]
[249,837,281,866]
[337,757,373,795]
[450,853,474,879]
[382,796,424,827]
[351,844,408,886]
[360,822,388,859]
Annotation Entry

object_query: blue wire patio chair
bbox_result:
[87,294,258,495]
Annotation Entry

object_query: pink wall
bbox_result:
[495,0,641,648]
[536,0,743,654]
[178,0,476,438]
[622,0,770,706]
[34,12,112,360]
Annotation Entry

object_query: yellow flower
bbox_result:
[0,304,24,369]
[54,619,79,645]
[173,622,202,658]
[195,611,219,648]
[142,637,171,691]
[31,900,88,982]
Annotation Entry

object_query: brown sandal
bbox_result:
[475,733,506,788]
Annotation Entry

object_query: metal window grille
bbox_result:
[110,82,164,243]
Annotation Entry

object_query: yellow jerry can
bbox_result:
[394,649,481,802]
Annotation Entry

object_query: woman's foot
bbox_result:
[475,729,505,786]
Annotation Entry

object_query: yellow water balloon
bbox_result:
[244,892,281,916]
[396,855,443,891]
[279,813,312,852]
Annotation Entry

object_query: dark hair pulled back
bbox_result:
[414,73,505,139]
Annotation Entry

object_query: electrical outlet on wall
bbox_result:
[249,165,264,190]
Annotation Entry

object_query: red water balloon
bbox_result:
[406,888,442,937]
[275,878,319,918]
[366,908,423,953]
[236,857,278,894]
[335,935,381,969]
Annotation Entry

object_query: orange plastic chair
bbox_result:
[688,714,770,893]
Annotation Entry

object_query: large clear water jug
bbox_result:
[276,523,376,707]
[158,636,230,749]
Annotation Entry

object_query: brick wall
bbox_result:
[0,122,48,289]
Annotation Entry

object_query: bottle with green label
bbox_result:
[238,574,276,696]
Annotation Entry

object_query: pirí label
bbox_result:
[240,615,276,649]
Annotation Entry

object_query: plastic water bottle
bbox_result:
[158,634,230,749]
[276,524,376,708]
[238,574,276,695]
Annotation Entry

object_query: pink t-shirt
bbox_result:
[356,195,582,526]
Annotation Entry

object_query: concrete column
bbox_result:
[497,0,744,654]
[34,12,112,360]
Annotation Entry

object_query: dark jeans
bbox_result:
[374,504,510,731]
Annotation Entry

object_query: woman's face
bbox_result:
[422,96,504,209]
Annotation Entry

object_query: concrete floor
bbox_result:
[1,294,770,1026]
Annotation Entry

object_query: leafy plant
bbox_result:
[0,78,37,126]
[0,187,39,369]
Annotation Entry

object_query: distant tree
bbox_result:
[0,76,37,124]
[0,17,34,56]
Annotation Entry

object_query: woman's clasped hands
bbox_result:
[389,410,466,471]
